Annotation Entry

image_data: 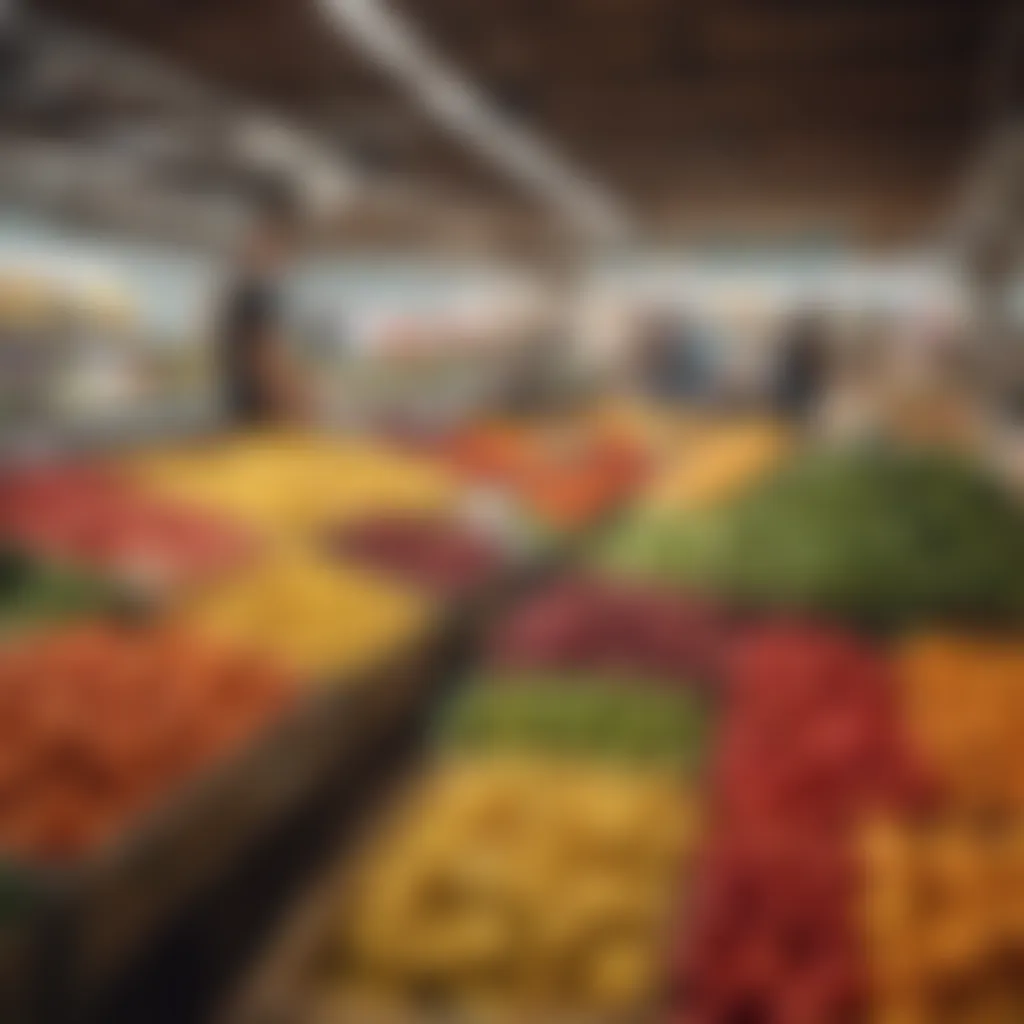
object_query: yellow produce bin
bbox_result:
[129,431,460,541]
[173,547,431,679]
[228,756,701,1023]
[643,419,792,513]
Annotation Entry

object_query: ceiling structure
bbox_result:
[20,0,1020,252]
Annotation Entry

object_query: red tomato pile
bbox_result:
[0,623,296,863]
[0,464,254,588]
[488,576,729,684]
[682,625,929,1023]
[328,515,506,595]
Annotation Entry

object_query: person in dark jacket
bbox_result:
[217,189,307,425]
[774,309,830,421]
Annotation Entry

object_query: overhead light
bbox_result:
[317,0,629,241]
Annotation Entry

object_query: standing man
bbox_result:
[773,308,830,423]
[218,187,309,425]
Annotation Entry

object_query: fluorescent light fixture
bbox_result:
[317,0,629,241]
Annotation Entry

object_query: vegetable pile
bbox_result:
[682,625,926,1024]
[440,678,708,769]
[862,817,1024,1023]
[0,549,115,635]
[898,634,1024,812]
[0,463,253,589]
[130,432,460,539]
[326,514,506,595]
[435,420,652,529]
[173,549,429,678]
[487,576,729,684]
[0,622,296,862]
[330,759,698,1022]
[604,447,1024,625]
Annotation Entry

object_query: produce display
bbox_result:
[605,447,1024,625]
[0,463,254,589]
[487,575,728,684]
[861,817,1024,1023]
[898,634,1024,812]
[683,625,925,1023]
[642,419,791,513]
[129,432,459,540]
[440,678,708,769]
[173,549,429,678]
[0,622,297,863]
[330,759,698,1021]
[13,412,1024,1024]
[326,514,507,595]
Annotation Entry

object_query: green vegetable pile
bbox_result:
[439,675,708,769]
[600,446,1024,626]
[0,550,116,636]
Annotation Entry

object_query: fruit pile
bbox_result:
[0,463,253,589]
[326,514,506,596]
[440,679,708,769]
[898,634,1024,812]
[436,420,651,529]
[331,759,698,1021]
[487,576,729,684]
[173,549,429,678]
[606,447,1024,625]
[583,397,707,458]
[0,622,296,862]
[642,420,791,513]
[683,625,925,1023]
[861,817,1024,1023]
[130,432,459,540]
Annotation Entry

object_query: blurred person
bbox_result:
[773,308,830,422]
[633,309,716,405]
[217,185,309,425]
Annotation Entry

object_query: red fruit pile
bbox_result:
[438,427,650,528]
[0,464,254,588]
[683,625,928,1023]
[328,515,506,595]
[488,576,729,684]
[0,623,296,863]
[686,832,863,1024]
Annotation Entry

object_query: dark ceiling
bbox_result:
[30,0,1020,248]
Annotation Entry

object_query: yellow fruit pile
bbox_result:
[580,398,708,457]
[129,431,459,541]
[861,817,1024,1024]
[898,635,1024,812]
[331,757,699,1021]
[643,420,791,513]
[174,548,429,678]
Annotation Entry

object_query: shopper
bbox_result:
[773,308,829,421]
[634,310,715,406]
[217,187,308,425]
